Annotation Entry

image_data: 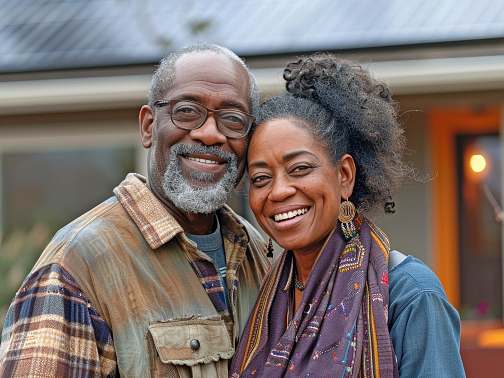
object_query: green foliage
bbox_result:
[0,225,51,328]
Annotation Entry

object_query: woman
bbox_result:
[230,54,465,377]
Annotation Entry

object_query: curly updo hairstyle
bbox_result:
[255,53,412,213]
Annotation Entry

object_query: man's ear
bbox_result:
[139,105,155,148]
[339,154,356,199]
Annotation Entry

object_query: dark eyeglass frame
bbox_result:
[153,99,255,139]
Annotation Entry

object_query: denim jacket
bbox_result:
[389,254,466,377]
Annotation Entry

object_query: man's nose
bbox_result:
[189,114,227,145]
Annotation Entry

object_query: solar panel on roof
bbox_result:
[0,0,503,73]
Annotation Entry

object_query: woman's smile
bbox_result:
[272,206,310,222]
[269,206,311,230]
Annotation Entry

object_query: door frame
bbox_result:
[429,107,500,307]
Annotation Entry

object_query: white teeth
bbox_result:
[273,208,309,222]
[186,157,219,165]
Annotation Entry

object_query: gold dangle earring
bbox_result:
[339,197,357,241]
[267,238,274,258]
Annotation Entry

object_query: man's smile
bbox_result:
[179,153,228,175]
[185,157,219,165]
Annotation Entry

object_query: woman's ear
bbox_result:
[139,105,155,148]
[339,154,356,199]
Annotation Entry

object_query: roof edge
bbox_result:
[1,55,504,115]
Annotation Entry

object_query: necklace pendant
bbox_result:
[294,278,305,291]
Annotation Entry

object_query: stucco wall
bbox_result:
[373,106,433,265]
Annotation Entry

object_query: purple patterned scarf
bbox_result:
[230,218,398,377]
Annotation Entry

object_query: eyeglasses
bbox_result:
[153,99,255,139]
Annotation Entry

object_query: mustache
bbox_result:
[170,144,237,163]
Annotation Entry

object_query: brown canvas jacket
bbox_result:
[8,173,270,377]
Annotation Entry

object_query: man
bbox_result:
[0,44,270,377]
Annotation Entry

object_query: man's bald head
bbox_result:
[149,44,259,117]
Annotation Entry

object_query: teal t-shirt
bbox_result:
[187,217,229,309]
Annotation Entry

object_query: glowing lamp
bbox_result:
[469,154,487,174]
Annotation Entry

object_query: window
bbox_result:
[0,128,138,325]
[2,147,135,234]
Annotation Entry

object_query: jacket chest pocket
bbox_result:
[147,317,234,378]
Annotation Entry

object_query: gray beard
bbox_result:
[161,144,239,214]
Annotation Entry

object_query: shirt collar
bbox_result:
[217,205,250,246]
[114,173,183,249]
[113,173,250,250]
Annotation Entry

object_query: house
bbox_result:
[1,0,504,373]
